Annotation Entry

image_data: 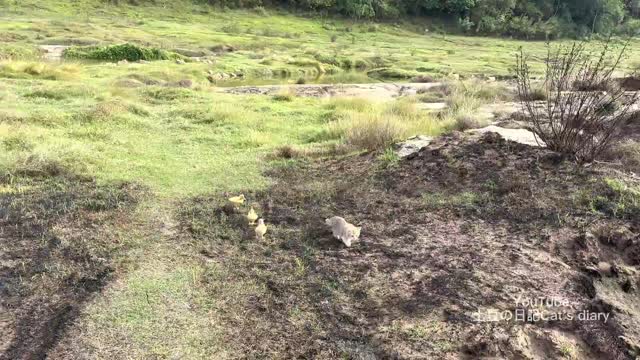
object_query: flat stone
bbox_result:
[394,135,433,158]
[469,125,544,147]
[598,261,613,277]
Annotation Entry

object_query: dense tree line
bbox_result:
[194,0,640,38]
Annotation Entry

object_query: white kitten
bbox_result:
[325,216,361,247]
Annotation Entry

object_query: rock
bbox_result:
[470,125,544,147]
[175,59,186,65]
[117,59,129,65]
[598,262,613,277]
[394,135,433,158]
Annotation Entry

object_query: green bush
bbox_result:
[63,43,182,62]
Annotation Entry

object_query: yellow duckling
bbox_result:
[228,194,246,208]
[246,207,258,225]
[255,218,267,241]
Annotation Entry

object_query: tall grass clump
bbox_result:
[0,61,80,80]
[326,98,443,151]
[433,80,514,131]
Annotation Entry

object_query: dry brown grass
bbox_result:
[606,140,640,173]
[272,143,352,159]
[326,98,446,151]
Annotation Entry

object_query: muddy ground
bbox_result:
[0,174,142,360]
[175,132,639,359]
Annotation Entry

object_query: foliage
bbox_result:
[63,43,181,62]
[191,0,633,38]
[588,178,640,219]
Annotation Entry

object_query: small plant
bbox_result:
[378,147,400,168]
[582,178,640,220]
[558,343,577,359]
[516,40,639,163]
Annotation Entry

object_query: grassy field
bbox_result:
[1,0,640,358]
[3,0,639,83]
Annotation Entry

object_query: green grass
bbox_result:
[0,79,339,195]
[587,178,640,219]
[2,0,638,84]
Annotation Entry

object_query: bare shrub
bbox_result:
[516,40,639,163]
